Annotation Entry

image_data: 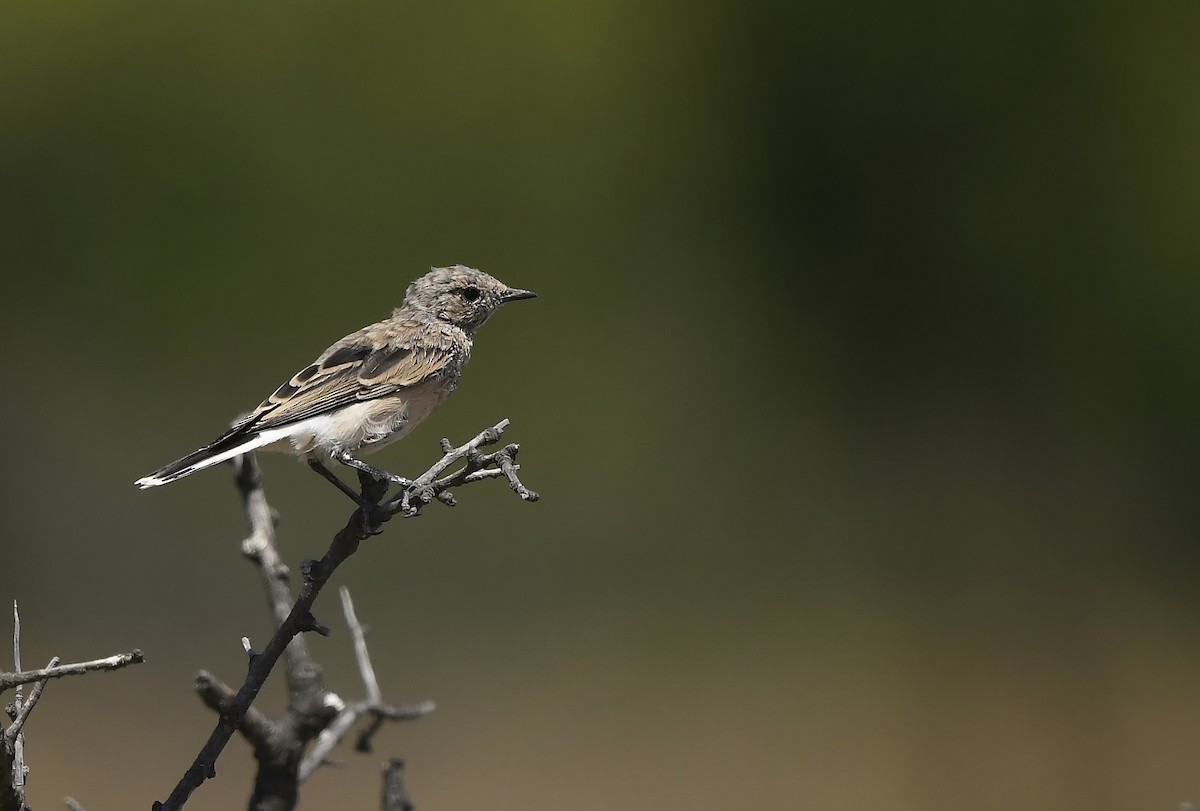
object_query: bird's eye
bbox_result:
[461,286,481,302]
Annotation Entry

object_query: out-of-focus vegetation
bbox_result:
[2,2,1198,809]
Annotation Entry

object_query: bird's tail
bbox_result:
[135,427,285,489]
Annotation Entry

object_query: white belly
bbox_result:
[264,388,447,458]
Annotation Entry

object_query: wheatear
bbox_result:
[135,265,536,500]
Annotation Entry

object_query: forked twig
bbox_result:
[1,606,144,811]
[297,588,434,782]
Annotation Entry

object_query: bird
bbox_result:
[135,265,536,503]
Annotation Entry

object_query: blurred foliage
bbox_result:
[1,1,1199,809]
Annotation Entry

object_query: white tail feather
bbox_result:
[134,427,296,488]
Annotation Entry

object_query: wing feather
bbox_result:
[242,336,453,433]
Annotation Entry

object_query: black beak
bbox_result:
[501,288,538,302]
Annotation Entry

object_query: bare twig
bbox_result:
[1,603,28,811]
[0,652,146,693]
[10,603,24,796]
[296,590,434,782]
[341,588,381,705]
[381,759,413,811]
[10,604,20,702]
[386,420,539,517]
[1,608,143,811]
[158,420,533,810]
[353,700,434,755]
[193,671,274,748]
[4,658,59,744]
[298,697,433,783]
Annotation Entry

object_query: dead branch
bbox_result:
[380,759,413,811]
[297,589,434,782]
[0,652,146,693]
[1,605,145,811]
[154,419,537,811]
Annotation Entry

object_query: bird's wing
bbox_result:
[235,331,454,434]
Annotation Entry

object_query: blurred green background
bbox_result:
[2,1,1199,809]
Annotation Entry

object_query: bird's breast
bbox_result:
[285,383,453,458]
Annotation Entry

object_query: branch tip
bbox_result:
[299,612,331,637]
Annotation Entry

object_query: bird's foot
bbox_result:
[356,502,386,536]
[335,451,406,487]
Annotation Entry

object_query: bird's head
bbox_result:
[401,265,537,333]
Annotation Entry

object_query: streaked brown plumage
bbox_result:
[135,265,536,491]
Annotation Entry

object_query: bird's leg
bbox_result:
[332,450,412,488]
[307,459,387,536]
[307,459,366,504]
